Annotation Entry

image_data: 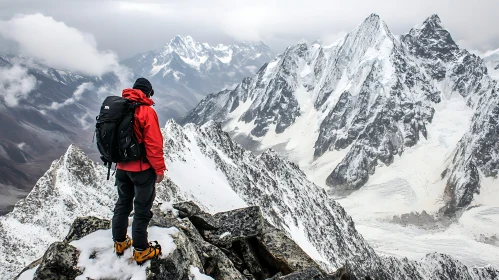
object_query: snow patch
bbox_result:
[70,227,179,280]
[189,266,214,279]
[17,266,38,280]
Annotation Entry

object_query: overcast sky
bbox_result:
[1,0,498,60]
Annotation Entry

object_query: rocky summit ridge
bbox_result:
[1,120,498,279]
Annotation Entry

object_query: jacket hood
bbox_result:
[122,88,154,106]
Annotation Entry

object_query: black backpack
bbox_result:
[95,96,146,179]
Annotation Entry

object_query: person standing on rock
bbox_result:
[111,78,166,264]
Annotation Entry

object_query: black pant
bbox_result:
[112,168,156,250]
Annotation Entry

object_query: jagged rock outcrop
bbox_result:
[31,242,81,280]
[17,205,345,280]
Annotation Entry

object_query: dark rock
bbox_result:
[203,206,265,246]
[258,222,322,274]
[172,201,220,230]
[146,230,202,280]
[173,201,202,218]
[173,215,247,280]
[64,216,111,243]
[189,212,220,230]
[33,242,81,280]
[278,267,322,280]
[238,239,267,279]
[150,205,179,228]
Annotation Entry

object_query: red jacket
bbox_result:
[116,89,167,175]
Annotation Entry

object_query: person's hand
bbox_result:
[155,174,164,183]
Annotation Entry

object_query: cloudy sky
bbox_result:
[1,0,498,61]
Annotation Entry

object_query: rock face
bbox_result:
[182,14,498,214]
[122,35,274,120]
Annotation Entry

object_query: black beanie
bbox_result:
[132,78,154,96]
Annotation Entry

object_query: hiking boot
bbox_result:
[133,241,162,265]
[114,236,133,256]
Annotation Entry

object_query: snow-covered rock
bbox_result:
[2,121,498,279]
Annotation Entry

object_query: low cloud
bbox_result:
[0,64,37,107]
[47,82,94,110]
[0,14,118,76]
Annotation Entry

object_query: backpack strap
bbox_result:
[106,162,112,180]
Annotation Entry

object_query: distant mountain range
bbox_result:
[0,55,118,214]
[122,35,274,120]
[483,48,499,80]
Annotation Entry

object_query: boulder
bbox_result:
[32,242,81,280]
[175,217,247,280]
[151,205,180,228]
[278,267,323,280]
[173,201,202,218]
[64,216,111,243]
[147,230,203,280]
[258,222,321,274]
[172,201,220,230]
[204,206,264,246]
[189,212,220,230]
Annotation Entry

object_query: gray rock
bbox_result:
[64,216,111,243]
[150,205,179,228]
[238,239,267,278]
[276,266,356,280]
[173,201,202,218]
[258,223,322,274]
[189,212,220,230]
[171,201,220,230]
[278,267,322,280]
[204,206,264,246]
[146,230,203,280]
[33,242,81,280]
[175,217,247,280]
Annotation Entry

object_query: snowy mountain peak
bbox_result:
[403,14,459,62]
[355,13,394,40]
[422,14,443,28]
[122,35,274,120]
[183,13,498,219]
